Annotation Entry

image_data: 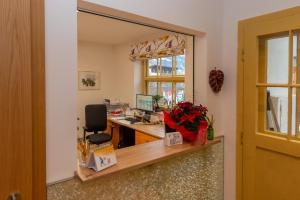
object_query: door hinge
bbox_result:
[240,131,244,145]
[241,49,245,63]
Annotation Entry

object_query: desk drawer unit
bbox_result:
[135,131,159,145]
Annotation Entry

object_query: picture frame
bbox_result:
[78,71,100,90]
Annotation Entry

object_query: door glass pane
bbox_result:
[293,31,300,84]
[147,82,158,95]
[258,87,288,134]
[259,34,289,84]
[161,82,172,106]
[175,82,185,103]
[267,37,289,84]
[176,55,185,75]
[148,59,158,76]
[292,88,300,137]
[160,57,172,76]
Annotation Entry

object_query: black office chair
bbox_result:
[83,104,113,145]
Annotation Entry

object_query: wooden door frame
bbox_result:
[236,20,245,200]
[31,0,46,199]
[236,6,300,200]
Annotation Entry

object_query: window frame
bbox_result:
[143,55,185,107]
[257,31,300,139]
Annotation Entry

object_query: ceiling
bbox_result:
[78,11,168,45]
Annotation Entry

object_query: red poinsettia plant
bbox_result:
[164,101,209,144]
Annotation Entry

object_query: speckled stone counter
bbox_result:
[47,137,223,200]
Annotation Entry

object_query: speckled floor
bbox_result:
[47,138,223,200]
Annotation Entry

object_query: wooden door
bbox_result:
[0,0,45,199]
[237,7,300,200]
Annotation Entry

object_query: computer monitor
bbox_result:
[136,94,154,112]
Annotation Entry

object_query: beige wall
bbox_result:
[112,43,139,107]
[77,41,143,139]
[77,42,141,113]
[77,41,116,137]
[185,35,194,103]
[77,32,194,117]
[77,41,144,137]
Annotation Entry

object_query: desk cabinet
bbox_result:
[135,131,159,145]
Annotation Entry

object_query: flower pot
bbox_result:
[176,121,208,144]
[162,102,209,145]
[207,126,214,140]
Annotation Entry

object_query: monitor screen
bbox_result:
[136,94,154,112]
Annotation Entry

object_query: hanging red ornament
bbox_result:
[209,67,224,93]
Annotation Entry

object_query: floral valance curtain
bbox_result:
[129,34,186,61]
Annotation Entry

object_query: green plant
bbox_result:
[206,115,215,140]
[153,95,163,102]
[153,95,163,110]
[206,115,215,128]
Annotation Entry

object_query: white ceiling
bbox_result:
[78,11,168,45]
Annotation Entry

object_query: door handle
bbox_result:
[8,192,20,200]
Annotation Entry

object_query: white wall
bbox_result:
[45,0,77,183]
[77,41,116,137]
[222,1,300,200]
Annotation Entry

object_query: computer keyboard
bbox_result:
[125,117,141,124]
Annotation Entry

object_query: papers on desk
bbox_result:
[115,119,145,125]
[111,116,126,120]
[117,119,132,125]
[86,144,117,172]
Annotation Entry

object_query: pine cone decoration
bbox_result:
[209,68,224,93]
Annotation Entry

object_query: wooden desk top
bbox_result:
[108,117,165,139]
[76,137,221,182]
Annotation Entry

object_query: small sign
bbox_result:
[164,132,183,146]
[86,144,117,172]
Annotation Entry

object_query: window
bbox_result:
[258,31,300,137]
[144,55,185,107]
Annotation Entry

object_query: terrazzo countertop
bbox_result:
[47,137,224,200]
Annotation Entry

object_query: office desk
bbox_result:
[107,116,165,148]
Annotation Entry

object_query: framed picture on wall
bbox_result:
[78,71,100,90]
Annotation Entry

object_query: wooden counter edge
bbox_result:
[76,136,222,182]
[108,118,165,139]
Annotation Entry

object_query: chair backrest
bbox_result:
[85,104,107,131]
